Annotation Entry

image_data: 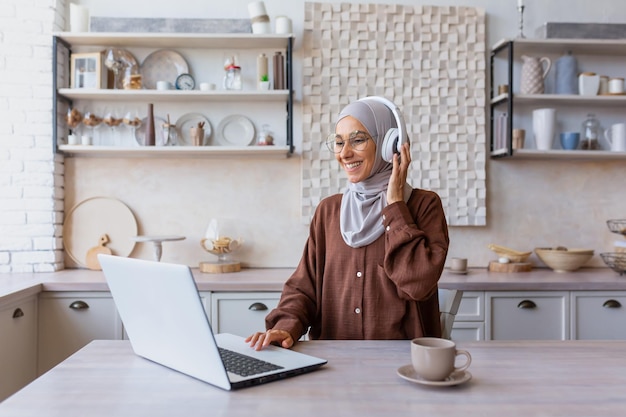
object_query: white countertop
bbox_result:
[1,267,625,305]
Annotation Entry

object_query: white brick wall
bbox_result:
[0,0,66,273]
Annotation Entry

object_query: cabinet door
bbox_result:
[38,292,123,375]
[210,292,280,337]
[571,291,626,340]
[450,291,485,341]
[0,296,37,401]
[486,291,569,340]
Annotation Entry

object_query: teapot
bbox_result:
[520,55,551,94]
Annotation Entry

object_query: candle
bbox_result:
[517,0,524,7]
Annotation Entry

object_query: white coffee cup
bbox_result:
[199,82,210,91]
[156,81,171,91]
[532,108,557,150]
[81,135,92,145]
[605,123,626,152]
[411,337,472,381]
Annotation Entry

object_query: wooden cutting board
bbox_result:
[85,234,112,270]
[488,261,533,273]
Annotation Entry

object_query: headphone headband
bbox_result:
[357,96,407,158]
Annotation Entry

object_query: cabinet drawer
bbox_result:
[210,292,280,337]
[38,292,123,374]
[571,292,626,340]
[486,291,569,340]
[451,322,484,342]
[455,291,484,321]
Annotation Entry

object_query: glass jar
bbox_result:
[581,113,601,150]
[223,64,242,90]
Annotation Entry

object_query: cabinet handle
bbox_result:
[603,299,622,309]
[12,308,24,318]
[248,302,268,311]
[69,300,90,310]
[517,300,537,309]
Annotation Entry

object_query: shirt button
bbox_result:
[382,215,386,221]
[355,308,361,314]
[356,271,362,278]
[386,225,390,232]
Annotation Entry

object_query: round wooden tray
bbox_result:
[199,261,241,273]
[63,197,137,268]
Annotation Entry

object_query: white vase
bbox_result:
[532,108,557,151]
[578,72,600,96]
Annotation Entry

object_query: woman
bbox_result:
[246,97,449,350]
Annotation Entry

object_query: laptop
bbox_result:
[98,254,327,390]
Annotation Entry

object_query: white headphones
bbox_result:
[358,96,408,163]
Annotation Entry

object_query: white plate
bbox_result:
[134,116,170,146]
[175,113,212,146]
[140,50,189,90]
[216,115,256,146]
[63,197,138,268]
[397,365,472,387]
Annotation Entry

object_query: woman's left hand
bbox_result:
[387,141,411,204]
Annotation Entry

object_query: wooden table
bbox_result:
[1,339,625,416]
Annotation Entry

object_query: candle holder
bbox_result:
[517,5,526,39]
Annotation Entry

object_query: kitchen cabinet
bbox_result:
[210,291,280,337]
[486,291,569,340]
[52,32,294,158]
[490,38,626,159]
[450,291,485,342]
[571,291,626,339]
[37,291,123,375]
[0,294,37,402]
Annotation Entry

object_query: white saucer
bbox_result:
[397,364,472,387]
[448,269,468,275]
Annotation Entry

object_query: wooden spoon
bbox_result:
[85,234,112,270]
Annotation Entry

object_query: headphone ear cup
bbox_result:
[382,128,399,163]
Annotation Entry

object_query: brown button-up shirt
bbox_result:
[266,189,449,343]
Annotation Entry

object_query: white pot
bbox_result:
[579,72,600,96]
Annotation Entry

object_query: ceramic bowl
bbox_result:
[534,247,594,272]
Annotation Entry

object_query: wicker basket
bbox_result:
[534,247,594,272]
[487,244,532,263]
[600,252,626,276]
[607,219,626,236]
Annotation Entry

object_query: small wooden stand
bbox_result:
[199,261,241,274]
[488,261,533,273]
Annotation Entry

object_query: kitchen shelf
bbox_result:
[491,149,626,160]
[54,32,293,49]
[491,93,626,108]
[490,38,626,159]
[58,145,291,159]
[52,32,295,155]
[57,89,289,102]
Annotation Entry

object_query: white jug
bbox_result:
[604,123,626,152]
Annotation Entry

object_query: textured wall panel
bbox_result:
[302,2,486,226]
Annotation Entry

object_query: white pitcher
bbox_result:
[520,55,552,95]
[605,123,626,152]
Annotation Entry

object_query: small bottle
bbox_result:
[145,103,155,146]
[581,113,600,150]
[273,51,285,90]
[257,53,268,89]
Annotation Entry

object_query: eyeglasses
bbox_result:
[325,130,372,153]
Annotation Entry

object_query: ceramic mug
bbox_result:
[512,128,525,149]
[532,108,557,150]
[450,257,467,272]
[411,337,471,381]
[604,123,626,152]
[560,132,580,150]
[609,78,625,95]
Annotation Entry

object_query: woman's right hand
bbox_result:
[245,329,294,351]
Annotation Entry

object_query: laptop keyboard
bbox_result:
[218,347,284,377]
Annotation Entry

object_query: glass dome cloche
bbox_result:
[200,218,244,273]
